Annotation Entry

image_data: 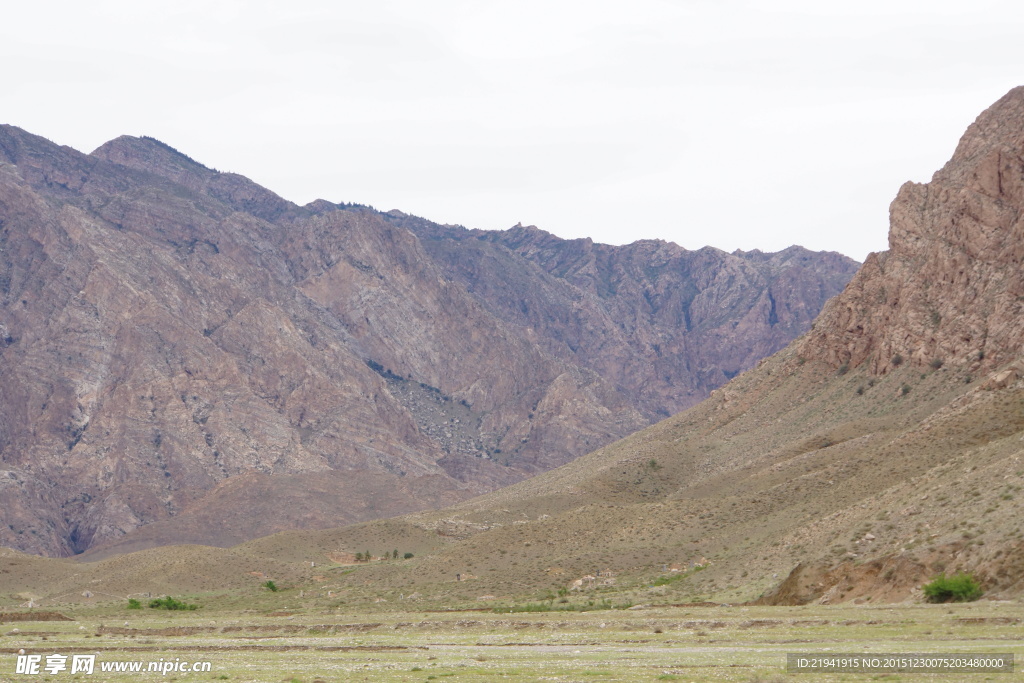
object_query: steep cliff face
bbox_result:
[800,86,1024,374]
[0,126,854,556]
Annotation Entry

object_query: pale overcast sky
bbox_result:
[3,1,1022,261]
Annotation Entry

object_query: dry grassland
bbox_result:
[3,601,1021,682]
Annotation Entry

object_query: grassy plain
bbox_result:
[2,599,1021,682]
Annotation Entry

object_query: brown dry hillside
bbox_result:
[3,88,1023,608]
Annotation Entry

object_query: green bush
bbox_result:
[149,596,199,610]
[262,580,278,592]
[126,598,142,609]
[922,572,982,603]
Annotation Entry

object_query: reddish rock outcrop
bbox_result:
[801,86,1024,374]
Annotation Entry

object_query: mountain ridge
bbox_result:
[0,124,855,558]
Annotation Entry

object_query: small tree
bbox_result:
[392,549,399,560]
[355,552,363,562]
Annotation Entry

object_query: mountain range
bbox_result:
[0,126,855,558]
[1,87,1022,608]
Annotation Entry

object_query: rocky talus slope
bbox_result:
[0,128,853,557]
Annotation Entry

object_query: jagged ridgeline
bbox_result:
[0,124,855,557]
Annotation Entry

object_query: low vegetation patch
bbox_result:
[148,596,199,610]
[495,599,632,613]
[922,572,983,603]
[651,564,705,587]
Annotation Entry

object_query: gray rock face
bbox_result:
[0,126,856,556]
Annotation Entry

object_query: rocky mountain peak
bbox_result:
[800,86,1024,375]
[91,135,304,223]
[934,85,1024,187]
[91,135,216,180]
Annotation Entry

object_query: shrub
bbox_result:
[922,572,983,603]
[149,596,199,610]
[404,552,414,559]
[930,358,944,370]
[892,353,904,366]
[126,598,142,609]
[262,580,278,592]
